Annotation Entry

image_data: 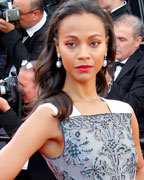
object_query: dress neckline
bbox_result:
[70,97,112,117]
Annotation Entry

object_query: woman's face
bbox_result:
[55,13,108,84]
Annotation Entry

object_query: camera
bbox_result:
[0,73,21,140]
[0,73,20,105]
[0,0,21,22]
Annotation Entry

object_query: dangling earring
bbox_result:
[56,53,62,68]
[103,53,107,67]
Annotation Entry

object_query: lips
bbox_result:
[116,50,120,54]
[76,65,93,72]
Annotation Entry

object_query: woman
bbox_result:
[0,0,144,179]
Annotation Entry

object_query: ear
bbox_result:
[134,36,142,49]
[33,10,41,21]
[53,37,60,54]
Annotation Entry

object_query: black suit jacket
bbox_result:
[0,17,49,78]
[0,109,56,180]
[107,49,144,132]
[110,3,132,21]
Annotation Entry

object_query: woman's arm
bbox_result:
[131,109,144,179]
[0,105,59,180]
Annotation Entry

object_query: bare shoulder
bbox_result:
[26,103,58,124]
[37,103,58,116]
[19,102,60,144]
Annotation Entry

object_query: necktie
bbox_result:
[20,28,28,37]
[20,29,29,43]
[113,61,125,72]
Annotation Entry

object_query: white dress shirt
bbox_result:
[114,58,128,81]
[110,1,127,13]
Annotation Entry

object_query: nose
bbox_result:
[77,44,90,60]
[116,38,120,47]
[18,84,22,92]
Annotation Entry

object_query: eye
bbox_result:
[119,38,126,42]
[66,41,77,48]
[89,40,100,47]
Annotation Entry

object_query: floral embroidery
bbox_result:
[44,113,137,180]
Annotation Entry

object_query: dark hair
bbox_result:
[35,0,116,121]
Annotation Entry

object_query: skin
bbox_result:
[0,12,144,180]
[13,0,42,29]
[55,13,109,113]
[114,23,142,61]
[0,0,42,33]
[0,97,10,112]
[0,68,37,112]
[18,69,37,103]
[0,80,10,112]
[98,0,124,12]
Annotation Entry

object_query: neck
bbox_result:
[63,76,99,103]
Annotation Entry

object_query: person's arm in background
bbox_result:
[0,97,21,137]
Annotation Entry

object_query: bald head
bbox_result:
[14,0,44,13]
[13,0,44,29]
[14,0,31,12]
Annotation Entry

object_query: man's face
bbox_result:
[97,0,113,11]
[13,0,35,29]
[18,69,37,103]
[114,24,139,61]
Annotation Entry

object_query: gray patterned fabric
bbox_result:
[42,113,137,180]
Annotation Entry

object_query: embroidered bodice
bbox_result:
[40,99,137,180]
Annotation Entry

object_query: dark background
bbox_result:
[128,0,144,51]
[129,0,144,23]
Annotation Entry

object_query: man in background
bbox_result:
[0,61,56,180]
[97,0,131,20]
[107,14,144,143]
[0,0,48,78]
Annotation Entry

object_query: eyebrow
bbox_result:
[64,34,103,38]
[117,36,127,40]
